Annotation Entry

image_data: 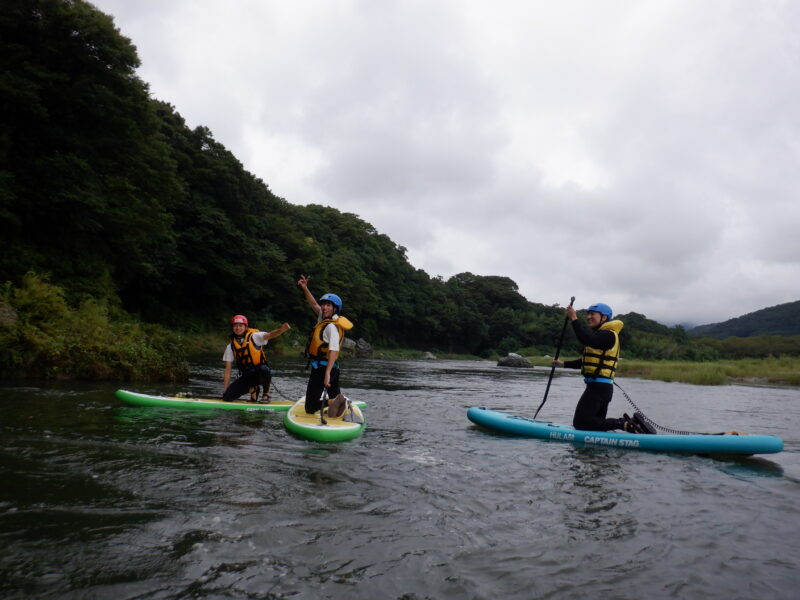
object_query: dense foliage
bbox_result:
[1,1,798,380]
[0,273,188,380]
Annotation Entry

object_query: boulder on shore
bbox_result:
[497,353,532,368]
[355,338,373,358]
[422,351,437,360]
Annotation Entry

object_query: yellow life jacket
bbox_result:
[306,315,354,362]
[581,319,624,381]
[230,328,266,372]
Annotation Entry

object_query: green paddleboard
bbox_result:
[115,389,294,411]
[116,389,367,413]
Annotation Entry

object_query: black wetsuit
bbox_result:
[222,363,271,401]
[563,320,625,432]
[304,361,341,414]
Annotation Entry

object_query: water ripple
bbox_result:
[1,359,800,599]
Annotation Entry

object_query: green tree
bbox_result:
[1,0,181,301]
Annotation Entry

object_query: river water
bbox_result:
[2,358,799,599]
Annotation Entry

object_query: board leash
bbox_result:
[267,378,297,402]
[613,381,727,436]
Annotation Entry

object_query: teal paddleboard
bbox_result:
[467,407,783,455]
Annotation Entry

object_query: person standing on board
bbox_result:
[222,315,290,403]
[553,303,654,433]
[297,274,353,416]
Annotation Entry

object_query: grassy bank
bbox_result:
[522,354,800,386]
[618,357,800,386]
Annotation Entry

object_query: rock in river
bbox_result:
[497,353,532,368]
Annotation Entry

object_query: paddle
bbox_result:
[320,388,329,425]
[534,296,575,419]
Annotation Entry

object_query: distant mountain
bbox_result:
[689,300,800,338]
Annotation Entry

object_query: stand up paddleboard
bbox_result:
[467,407,783,455]
[284,397,366,442]
[115,389,366,413]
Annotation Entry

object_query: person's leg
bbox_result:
[327,366,341,398]
[572,383,623,431]
[223,371,256,401]
[325,367,347,416]
[304,366,325,413]
[255,364,272,402]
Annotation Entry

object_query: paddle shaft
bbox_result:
[320,389,328,425]
[534,296,575,419]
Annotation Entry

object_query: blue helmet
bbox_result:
[587,303,613,319]
[319,293,342,313]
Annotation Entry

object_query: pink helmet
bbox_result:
[230,314,248,326]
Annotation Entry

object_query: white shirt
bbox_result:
[222,331,270,363]
[321,316,341,352]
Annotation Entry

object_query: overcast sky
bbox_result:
[91,0,800,326]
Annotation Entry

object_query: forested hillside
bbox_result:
[690,301,800,338]
[0,0,572,358]
[1,0,797,379]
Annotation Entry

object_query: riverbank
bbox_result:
[4,300,798,388]
[521,355,800,387]
[347,350,800,387]
[184,331,487,362]
[618,357,800,387]
[226,336,800,387]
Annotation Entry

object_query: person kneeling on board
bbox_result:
[222,315,290,403]
[552,302,654,434]
[297,274,353,416]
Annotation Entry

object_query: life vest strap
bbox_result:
[584,376,614,384]
[310,360,340,369]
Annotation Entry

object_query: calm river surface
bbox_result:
[2,358,799,599]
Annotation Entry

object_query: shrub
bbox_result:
[0,273,188,381]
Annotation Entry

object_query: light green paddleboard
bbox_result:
[115,389,294,411]
[116,389,367,414]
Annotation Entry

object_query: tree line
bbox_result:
[1,1,797,381]
[689,300,800,339]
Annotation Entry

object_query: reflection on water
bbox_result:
[706,454,784,477]
[1,358,799,599]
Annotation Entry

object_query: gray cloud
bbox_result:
[92,0,800,325]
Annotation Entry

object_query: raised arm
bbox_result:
[263,322,291,340]
[297,274,321,316]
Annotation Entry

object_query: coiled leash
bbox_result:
[613,381,732,436]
